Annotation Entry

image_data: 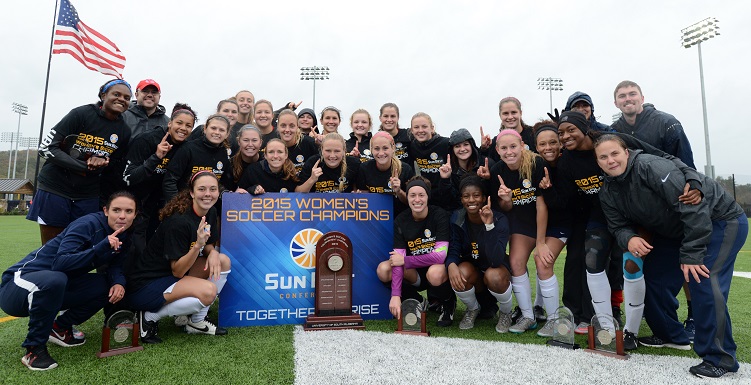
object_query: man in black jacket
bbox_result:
[123,79,169,138]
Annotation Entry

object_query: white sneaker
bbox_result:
[509,316,538,334]
[185,318,228,335]
[495,311,512,333]
[459,308,480,330]
[536,321,555,337]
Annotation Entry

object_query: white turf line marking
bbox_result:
[734,271,751,279]
[293,327,748,385]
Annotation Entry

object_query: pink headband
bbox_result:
[372,131,394,144]
[496,129,522,143]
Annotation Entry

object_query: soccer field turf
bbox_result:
[0,215,748,383]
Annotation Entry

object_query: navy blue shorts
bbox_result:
[122,275,180,312]
[510,220,571,241]
[26,189,99,228]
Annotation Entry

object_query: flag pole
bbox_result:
[33,0,60,193]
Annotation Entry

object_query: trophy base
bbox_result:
[96,346,144,358]
[584,348,630,360]
[303,314,365,331]
[395,330,430,337]
[546,339,580,349]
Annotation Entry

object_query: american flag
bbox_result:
[53,0,126,78]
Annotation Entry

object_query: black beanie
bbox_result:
[298,108,318,129]
[559,111,590,135]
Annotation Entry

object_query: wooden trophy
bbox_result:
[585,314,628,360]
[303,231,365,330]
[97,310,144,358]
[396,297,429,336]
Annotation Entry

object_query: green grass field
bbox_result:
[0,215,749,384]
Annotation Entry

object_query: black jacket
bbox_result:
[600,150,742,265]
[122,101,169,139]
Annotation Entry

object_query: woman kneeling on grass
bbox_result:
[0,191,137,371]
[446,175,512,331]
[123,170,231,343]
[595,135,746,379]
[376,176,456,327]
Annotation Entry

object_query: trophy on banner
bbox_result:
[396,297,429,336]
[97,310,143,358]
[546,306,579,349]
[585,314,629,359]
[303,231,365,330]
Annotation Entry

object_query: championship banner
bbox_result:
[219,192,393,327]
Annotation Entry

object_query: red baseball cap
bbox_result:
[136,79,161,92]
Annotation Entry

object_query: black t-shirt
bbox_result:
[162,137,232,202]
[356,159,414,216]
[410,136,450,187]
[123,128,184,213]
[261,130,281,152]
[299,155,360,193]
[287,136,319,176]
[489,155,545,228]
[345,132,374,163]
[126,207,218,292]
[379,128,411,163]
[393,205,450,256]
[238,159,300,193]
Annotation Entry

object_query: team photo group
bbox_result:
[0,77,746,379]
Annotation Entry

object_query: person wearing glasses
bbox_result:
[123,79,169,138]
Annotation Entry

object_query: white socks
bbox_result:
[534,276,543,308]
[624,276,646,335]
[455,286,480,311]
[539,275,559,317]
[511,272,533,319]
[587,271,614,329]
[215,270,230,294]
[489,286,513,314]
[145,297,206,322]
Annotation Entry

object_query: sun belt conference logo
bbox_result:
[430,152,438,160]
[522,179,532,189]
[296,155,304,163]
[216,161,223,170]
[424,229,432,238]
[290,228,323,269]
[110,134,118,143]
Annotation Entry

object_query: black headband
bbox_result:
[406,179,430,196]
[558,111,590,135]
[534,124,558,140]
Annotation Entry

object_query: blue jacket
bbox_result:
[445,208,510,270]
[1,212,129,288]
[611,103,696,168]
[563,91,612,132]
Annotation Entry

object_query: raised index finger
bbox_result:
[314,159,320,168]
[162,132,170,142]
[112,226,125,236]
[480,126,485,137]
[544,167,549,179]
[498,174,505,187]
[484,158,489,168]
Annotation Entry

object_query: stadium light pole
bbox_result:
[1,132,18,178]
[11,103,29,179]
[300,66,330,114]
[21,136,38,180]
[681,17,719,179]
[537,77,563,114]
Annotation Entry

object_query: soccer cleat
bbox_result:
[427,299,442,313]
[623,330,638,351]
[48,322,86,348]
[684,318,695,343]
[690,361,729,379]
[509,316,537,334]
[533,305,547,323]
[185,318,228,335]
[436,298,455,327]
[22,346,58,371]
[536,321,555,338]
[495,311,512,333]
[574,322,590,335]
[459,308,480,330]
[174,315,189,327]
[637,335,691,351]
[138,311,162,344]
[71,325,85,339]
[510,306,522,324]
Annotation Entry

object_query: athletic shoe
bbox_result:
[459,308,480,330]
[684,318,695,343]
[509,316,537,334]
[186,318,228,335]
[436,298,455,327]
[637,335,691,351]
[574,322,590,335]
[536,321,555,338]
[496,311,512,333]
[138,311,162,344]
[533,305,547,323]
[427,299,442,313]
[612,306,623,328]
[174,315,189,327]
[21,346,58,371]
[48,323,85,348]
[623,330,638,351]
[71,325,85,339]
[690,361,729,379]
[511,306,521,324]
